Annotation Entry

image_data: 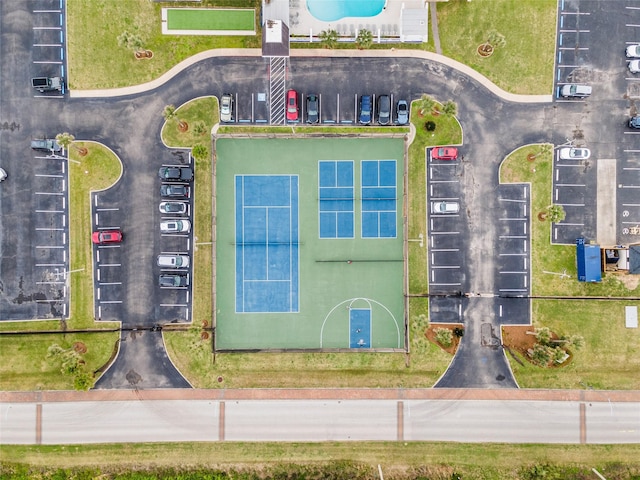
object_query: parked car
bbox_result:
[31,76,63,93]
[159,273,189,288]
[377,95,391,125]
[396,100,409,125]
[306,94,319,124]
[157,254,190,269]
[158,166,193,182]
[431,147,458,161]
[627,44,640,58]
[560,84,592,98]
[159,201,188,214]
[91,229,123,244]
[558,147,591,160]
[629,60,640,73]
[160,219,191,234]
[220,93,234,122]
[31,138,62,153]
[160,184,190,198]
[431,201,460,214]
[630,116,640,129]
[286,89,298,121]
[359,95,372,125]
[0,167,6,182]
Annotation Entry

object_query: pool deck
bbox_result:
[289,0,426,39]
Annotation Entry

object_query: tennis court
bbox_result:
[161,8,256,36]
[215,138,405,350]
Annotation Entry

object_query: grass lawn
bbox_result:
[167,8,255,31]
[66,0,260,89]
[1,442,639,480]
[500,146,640,389]
[0,143,121,390]
[437,0,556,95]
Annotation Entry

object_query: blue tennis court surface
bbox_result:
[235,175,299,313]
[361,160,397,238]
[349,308,371,348]
[318,161,354,238]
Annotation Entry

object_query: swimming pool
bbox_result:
[307,0,386,22]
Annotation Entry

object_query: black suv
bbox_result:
[306,94,319,124]
[158,166,193,181]
[159,273,189,288]
[377,95,390,125]
[160,184,190,198]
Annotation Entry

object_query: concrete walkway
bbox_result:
[429,2,442,55]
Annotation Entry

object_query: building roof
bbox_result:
[262,19,290,57]
[576,238,601,282]
[400,7,428,43]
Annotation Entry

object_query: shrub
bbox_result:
[434,328,453,348]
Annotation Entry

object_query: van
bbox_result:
[560,84,592,98]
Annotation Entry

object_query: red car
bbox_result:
[92,229,123,244]
[431,147,458,161]
[286,89,298,121]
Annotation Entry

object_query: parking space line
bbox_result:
[35,228,64,231]
[557,222,584,226]
[100,263,121,267]
[431,266,461,269]
[35,210,64,213]
[430,180,459,184]
[499,217,526,221]
[35,192,63,195]
[35,174,63,178]
[430,283,462,286]
[499,253,527,256]
[35,263,65,267]
[499,271,527,274]
[429,231,460,235]
[556,202,585,206]
[623,167,640,170]
[160,304,189,307]
[96,269,100,281]
[558,47,588,50]
[96,244,121,249]
[430,248,459,252]
[621,185,640,188]
[100,301,123,304]
[623,131,640,135]
[623,203,640,207]
[555,164,586,167]
[499,289,528,293]
[556,183,585,187]
[36,299,63,303]
[626,24,640,28]
[35,245,64,249]
[36,281,65,285]
[32,60,62,65]
[96,208,119,211]
[99,282,122,286]
[559,29,590,33]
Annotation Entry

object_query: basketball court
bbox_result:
[215,138,405,350]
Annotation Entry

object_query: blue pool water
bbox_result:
[307,0,385,22]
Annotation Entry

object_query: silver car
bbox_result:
[431,201,460,214]
[157,254,190,268]
[627,44,640,58]
[220,93,234,122]
[629,60,640,73]
[160,219,191,233]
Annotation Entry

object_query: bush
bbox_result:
[434,328,453,348]
[453,327,464,338]
[425,121,436,131]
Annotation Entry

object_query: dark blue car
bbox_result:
[359,95,372,125]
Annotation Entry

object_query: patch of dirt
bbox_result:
[425,323,463,355]
[501,325,536,358]
[615,274,640,290]
[73,341,87,354]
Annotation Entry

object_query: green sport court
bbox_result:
[214,138,406,351]
[161,8,256,36]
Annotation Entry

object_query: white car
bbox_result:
[627,44,640,58]
[0,167,6,182]
[558,147,591,160]
[220,93,233,122]
[629,60,640,73]
[157,254,190,268]
[160,219,191,233]
[431,201,460,214]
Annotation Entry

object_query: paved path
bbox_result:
[429,2,442,55]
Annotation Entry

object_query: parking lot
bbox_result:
[32,153,69,318]
[31,0,66,97]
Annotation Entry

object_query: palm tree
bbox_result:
[416,94,436,116]
[319,29,338,49]
[487,30,506,49]
[163,104,188,132]
[55,132,87,156]
[441,100,458,117]
[117,31,144,55]
[546,204,566,223]
[192,143,208,162]
[355,29,373,49]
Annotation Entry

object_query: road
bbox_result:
[1,389,639,444]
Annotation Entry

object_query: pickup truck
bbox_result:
[31,76,63,93]
[31,138,62,153]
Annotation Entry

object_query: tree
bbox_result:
[163,104,188,132]
[530,343,553,367]
[117,31,144,54]
[546,204,566,223]
[441,100,458,117]
[191,143,208,162]
[534,326,552,346]
[55,132,88,156]
[416,94,436,116]
[193,121,207,136]
[355,29,373,49]
[319,29,338,49]
[487,30,506,49]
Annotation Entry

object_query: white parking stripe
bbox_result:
[100,264,122,267]
[99,282,122,286]
[35,174,63,178]
[35,263,64,267]
[36,245,64,249]
[100,301,123,304]
[36,210,64,213]
[35,228,64,231]
[431,266,461,269]
[160,304,189,307]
